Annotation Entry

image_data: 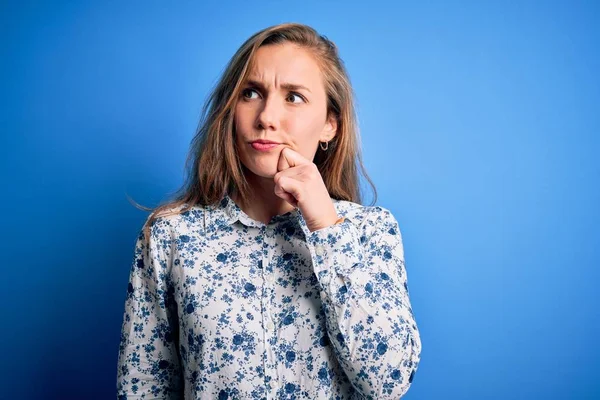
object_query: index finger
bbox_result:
[277,147,309,172]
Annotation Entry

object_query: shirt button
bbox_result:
[320,291,327,301]
[315,245,325,256]
[267,320,274,330]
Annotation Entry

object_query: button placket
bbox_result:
[262,224,279,393]
[260,225,271,362]
[266,227,278,335]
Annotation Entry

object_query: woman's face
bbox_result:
[234,42,337,179]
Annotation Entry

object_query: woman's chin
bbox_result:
[244,164,278,179]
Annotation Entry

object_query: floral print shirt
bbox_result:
[117,194,421,399]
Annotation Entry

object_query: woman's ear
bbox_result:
[320,114,338,142]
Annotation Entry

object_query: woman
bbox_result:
[117,22,421,399]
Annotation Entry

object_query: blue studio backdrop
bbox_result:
[1,1,598,399]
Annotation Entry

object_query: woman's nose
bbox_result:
[256,96,281,131]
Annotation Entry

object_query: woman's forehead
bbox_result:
[246,44,323,88]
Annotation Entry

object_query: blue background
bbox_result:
[2,1,598,399]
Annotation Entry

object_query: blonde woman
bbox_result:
[117,22,421,399]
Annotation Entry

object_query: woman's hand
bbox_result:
[274,147,339,232]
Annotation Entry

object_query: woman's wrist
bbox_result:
[307,215,345,232]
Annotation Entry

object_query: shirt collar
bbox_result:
[212,193,298,227]
[213,193,341,234]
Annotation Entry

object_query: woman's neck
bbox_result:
[230,173,296,225]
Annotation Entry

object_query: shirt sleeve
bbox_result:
[305,206,422,399]
[116,217,184,399]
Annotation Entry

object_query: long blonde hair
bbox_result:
[131,22,377,242]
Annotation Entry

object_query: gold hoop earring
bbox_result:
[319,141,329,151]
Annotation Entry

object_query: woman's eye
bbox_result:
[242,88,260,99]
[287,93,305,104]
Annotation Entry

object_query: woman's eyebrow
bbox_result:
[245,79,312,93]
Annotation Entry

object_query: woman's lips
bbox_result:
[251,142,280,151]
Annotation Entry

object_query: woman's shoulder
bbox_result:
[142,202,206,239]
